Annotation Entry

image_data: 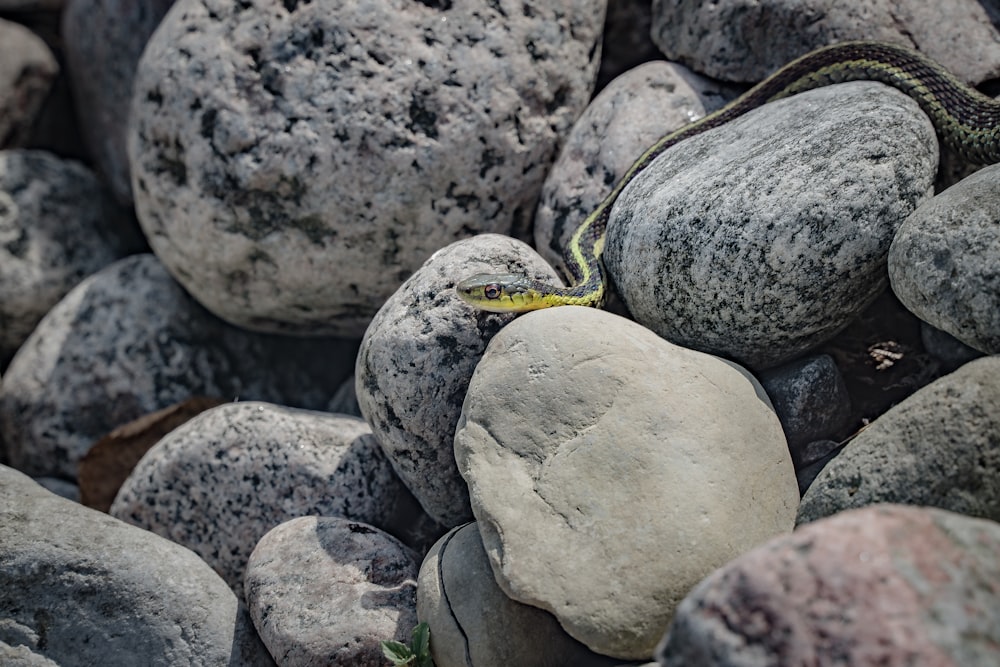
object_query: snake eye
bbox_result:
[483,284,502,300]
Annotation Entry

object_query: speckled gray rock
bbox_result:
[0,19,58,147]
[128,0,605,337]
[0,254,357,480]
[649,0,1000,84]
[62,0,176,205]
[245,516,418,667]
[889,163,1000,355]
[0,464,274,666]
[534,60,733,272]
[356,234,561,526]
[417,523,620,667]
[604,82,937,370]
[455,306,798,659]
[110,402,405,598]
[658,504,1000,666]
[797,356,1000,525]
[758,354,851,449]
[0,149,138,363]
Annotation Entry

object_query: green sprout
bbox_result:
[381,621,434,666]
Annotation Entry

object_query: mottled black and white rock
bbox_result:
[890,163,1000,355]
[659,505,1000,666]
[356,234,561,526]
[0,19,58,147]
[62,0,177,205]
[0,149,138,363]
[758,354,851,449]
[0,254,357,480]
[455,306,797,659]
[128,0,605,337]
[110,402,406,599]
[797,356,1000,525]
[604,82,937,370]
[649,0,1000,83]
[534,59,733,274]
[417,523,620,667]
[0,464,274,666]
[245,516,419,667]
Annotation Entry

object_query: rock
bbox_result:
[534,59,734,274]
[245,516,419,667]
[920,321,984,370]
[797,356,1000,525]
[110,402,406,598]
[793,440,844,496]
[0,19,58,147]
[356,234,561,526]
[889,163,1000,355]
[649,0,1000,84]
[128,0,605,337]
[0,464,274,666]
[657,504,1000,666]
[604,82,937,370]
[454,306,798,659]
[0,149,138,363]
[758,354,851,449]
[62,0,177,206]
[417,523,620,667]
[0,254,358,480]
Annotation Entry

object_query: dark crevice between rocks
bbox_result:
[414,0,452,9]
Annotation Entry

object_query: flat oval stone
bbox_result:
[455,306,798,659]
[110,402,405,599]
[128,0,604,336]
[604,82,937,370]
[245,516,418,667]
[797,356,1000,524]
[659,504,1000,666]
[889,162,1000,354]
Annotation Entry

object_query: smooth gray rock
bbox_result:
[758,354,851,449]
[658,505,1000,666]
[62,0,177,205]
[0,254,357,480]
[0,19,58,147]
[797,356,1000,525]
[0,149,137,363]
[455,306,798,659]
[0,464,274,666]
[245,516,419,667]
[649,0,1000,83]
[417,523,620,667]
[356,234,561,526]
[110,402,405,599]
[128,0,605,337]
[534,60,733,273]
[889,163,1000,355]
[604,82,937,370]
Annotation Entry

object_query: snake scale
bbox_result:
[455,40,1000,312]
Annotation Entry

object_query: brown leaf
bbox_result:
[79,397,226,511]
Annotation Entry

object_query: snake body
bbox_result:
[455,40,1000,312]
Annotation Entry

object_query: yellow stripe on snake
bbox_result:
[455,41,1000,312]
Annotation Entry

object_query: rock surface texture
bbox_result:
[604,82,937,370]
[658,504,1000,666]
[110,402,405,598]
[889,163,1000,354]
[0,254,357,479]
[417,523,619,667]
[797,356,1000,524]
[128,0,605,336]
[245,516,419,667]
[649,0,1000,83]
[0,464,273,666]
[356,234,561,526]
[455,306,798,659]
[0,19,58,147]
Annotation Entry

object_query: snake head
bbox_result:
[454,273,539,312]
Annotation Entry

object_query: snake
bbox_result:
[454,40,1000,312]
